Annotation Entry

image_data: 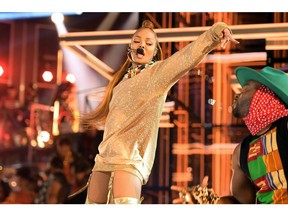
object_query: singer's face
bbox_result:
[130,28,157,66]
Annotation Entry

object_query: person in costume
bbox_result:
[171,66,288,204]
[82,19,239,204]
[230,66,288,204]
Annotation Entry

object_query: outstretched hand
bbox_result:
[170,184,193,204]
[170,176,210,204]
[221,28,239,49]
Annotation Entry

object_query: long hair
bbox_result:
[81,19,163,129]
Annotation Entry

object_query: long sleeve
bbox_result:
[150,22,230,92]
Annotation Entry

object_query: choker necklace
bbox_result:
[124,61,155,78]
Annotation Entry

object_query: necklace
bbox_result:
[124,61,155,78]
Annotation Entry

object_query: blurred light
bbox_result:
[66,73,76,83]
[0,66,4,77]
[39,131,50,142]
[47,139,54,145]
[36,136,45,148]
[209,76,214,83]
[38,142,45,148]
[10,180,17,188]
[52,100,60,136]
[31,140,37,147]
[52,13,67,35]
[42,70,53,82]
[36,130,51,149]
[51,13,64,24]
[0,165,3,171]
[0,12,80,21]
[208,98,216,106]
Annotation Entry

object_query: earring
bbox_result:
[154,48,158,56]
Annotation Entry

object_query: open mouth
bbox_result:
[136,48,145,55]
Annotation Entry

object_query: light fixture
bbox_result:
[42,70,53,82]
[51,13,64,24]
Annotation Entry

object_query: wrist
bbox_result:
[211,22,231,42]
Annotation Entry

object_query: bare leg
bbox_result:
[86,171,111,204]
[112,170,142,199]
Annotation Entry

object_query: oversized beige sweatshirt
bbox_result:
[92,22,230,184]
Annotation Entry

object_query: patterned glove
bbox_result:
[178,184,220,204]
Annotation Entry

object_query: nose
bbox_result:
[139,42,145,49]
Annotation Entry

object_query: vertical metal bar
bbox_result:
[19,21,27,107]
[52,48,63,136]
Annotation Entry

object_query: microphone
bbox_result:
[127,47,145,55]
[136,48,144,55]
[127,47,145,63]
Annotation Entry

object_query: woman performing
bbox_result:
[82,19,239,204]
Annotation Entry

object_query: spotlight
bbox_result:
[42,70,53,82]
[52,12,67,35]
[39,131,50,142]
[66,73,76,83]
[51,13,64,24]
[208,98,216,106]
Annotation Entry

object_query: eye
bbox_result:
[146,42,153,46]
[133,40,140,43]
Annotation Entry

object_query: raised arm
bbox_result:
[151,22,238,92]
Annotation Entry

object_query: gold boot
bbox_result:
[85,195,98,204]
[112,197,144,204]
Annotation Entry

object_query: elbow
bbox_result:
[231,189,256,204]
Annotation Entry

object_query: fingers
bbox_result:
[228,36,240,45]
[230,37,240,44]
[221,28,240,48]
[170,185,178,191]
[201,176,209,188]
[172,197,186,204]
[171,185,193,204]
[170,185,186,193]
